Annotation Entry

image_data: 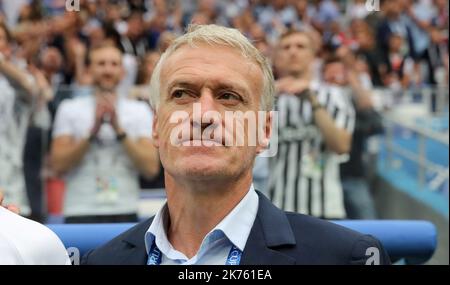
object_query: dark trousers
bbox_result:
[23,126,46,223]
[65,213,138,224]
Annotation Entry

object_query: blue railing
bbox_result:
[48,220,437,265]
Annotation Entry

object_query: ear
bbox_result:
[152,111,160,148]
[256,111,273,154]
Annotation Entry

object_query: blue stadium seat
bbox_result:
[47,220,437,264]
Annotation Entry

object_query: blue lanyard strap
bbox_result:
[225,245,242,265]
[147,242,163,265]
[147,243,242,265]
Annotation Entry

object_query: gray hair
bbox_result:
[149,24,275,111]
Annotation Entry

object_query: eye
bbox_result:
[217,91,242,103]
[172,89,187,98]
[171,89,196,101]
[219,93,234,100]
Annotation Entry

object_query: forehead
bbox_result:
[90,47,122,62]
[161,44,263,93]
[280,33,312,47]
[324,61,344,71]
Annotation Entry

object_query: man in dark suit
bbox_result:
[82,24,390,265]
[376,0,414,64]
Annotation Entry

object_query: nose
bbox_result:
[287,49,296,59]
[289,46,299,55]
[192,88,221,132]
[198,88,218,114]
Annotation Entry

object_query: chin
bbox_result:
[99,83,119,91]
[175,158,230,180]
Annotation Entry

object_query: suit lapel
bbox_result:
[115,243,148,265]
[240,192,297,265]
[116,218,154,265]
[114,193,297,265]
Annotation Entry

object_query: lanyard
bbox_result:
[147,242,242,265]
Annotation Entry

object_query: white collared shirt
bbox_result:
[52,95,153,216]
[144,185,259,265]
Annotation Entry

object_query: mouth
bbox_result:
[180,138,224,147]
[101,75,113,80]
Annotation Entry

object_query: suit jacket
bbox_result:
[81,192,391,265]
[376,19,415,59]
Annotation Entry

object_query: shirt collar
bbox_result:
[144,184,259,258]
[212,184,258,251]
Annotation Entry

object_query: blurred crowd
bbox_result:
[0,0,448,223]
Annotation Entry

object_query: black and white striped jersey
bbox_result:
[268,83,355,219]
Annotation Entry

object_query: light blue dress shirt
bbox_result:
[144,185,259,265]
